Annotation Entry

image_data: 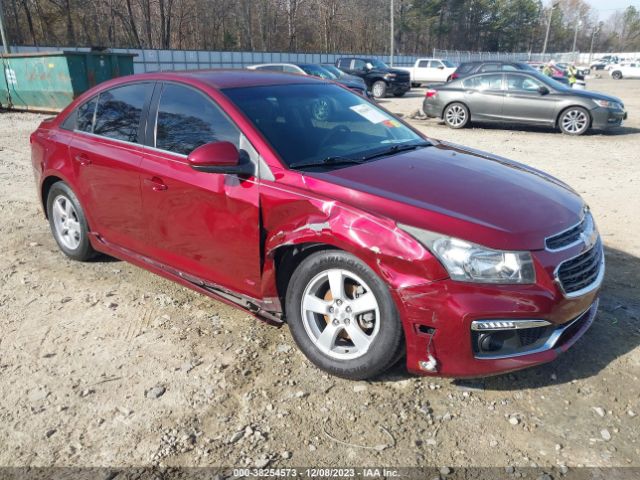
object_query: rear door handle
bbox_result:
[144,177,168,192]
[74,154,91,166]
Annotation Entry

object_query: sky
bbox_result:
[586,0,640,19]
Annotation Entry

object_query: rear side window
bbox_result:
[257,65,284,72]
[463,74,503,90]
[479,64,499,72]
[94,83,149,142]
[77,98,97,132]
[155,83,240,156]
[337,59,351,69]
[418,60,429,68]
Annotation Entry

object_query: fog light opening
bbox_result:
[478,332,504,353]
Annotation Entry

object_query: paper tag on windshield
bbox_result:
[349,104,389,124]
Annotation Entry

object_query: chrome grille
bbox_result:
[546,212,594,251]
[556,238,604,296]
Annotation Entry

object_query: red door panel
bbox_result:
[139,149,262,298]
[69,133,146,252]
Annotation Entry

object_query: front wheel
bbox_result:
[285,251,404,380]
[558,107,590,135]
[611,71,622,80]
[443,102,470,129]
[371,80,387,98]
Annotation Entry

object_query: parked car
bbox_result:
[247,62,369,97]
[590,56,619,71]
[609,63,640,80]
[395,58,457,86]
[453,61,570,86]
[335,57,410,98]
[32,70,604,379]
[423,70,626,135]
[320,64,372,96]
[555,63,590,78]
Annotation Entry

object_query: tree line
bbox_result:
[2,0,639,55]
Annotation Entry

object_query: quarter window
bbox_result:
[77,98,97,132]
[155,83,241,156]
[93,83,149,142]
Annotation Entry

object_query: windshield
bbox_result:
[441,60,455,68]
[322,65,346,78]
[369,59,389,69]
[223,83,424,168]
[300,64,337,80]
[532,70,570,90]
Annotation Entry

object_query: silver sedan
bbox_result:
[423,71,627,135]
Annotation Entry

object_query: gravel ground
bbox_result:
[0,76,638,471]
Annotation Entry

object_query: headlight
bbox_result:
[593,99,622,110]
[384,73,397,80]
[398,224,536,284]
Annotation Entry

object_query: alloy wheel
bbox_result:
[300,268,380,360]
[562,109,588,134]
[446,104,466,127]
[372,82,385,98]
[51,194,82,250]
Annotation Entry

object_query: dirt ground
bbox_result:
[0,77,639,472]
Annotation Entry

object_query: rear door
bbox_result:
[503,73,558,125]
[68,82,154,252]
[139,82,262,297]
[461,73,505,120]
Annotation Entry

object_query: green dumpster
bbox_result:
[0,50,136,113]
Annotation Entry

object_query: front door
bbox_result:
[503,73,558,125]
[139,82,262,298]
[68,82,153,252]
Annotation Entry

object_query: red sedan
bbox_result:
[30,70,603,379]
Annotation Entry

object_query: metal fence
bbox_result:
[11,45,640,72]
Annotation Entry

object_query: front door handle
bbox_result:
[74,154,91,166]
[144,177,168,192]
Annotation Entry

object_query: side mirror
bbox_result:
[538,86,550,95]
[438,65,445,69]
[364,62,373,71]
[187,141,254,175]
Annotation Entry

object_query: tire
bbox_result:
[558,106,590,136]
[443,102,470,129]
[46,181,96,261]
[285,250,404,380]
[411,82,421,88]
[393,92,406,97]
[612,71,622,80]
[371,80,387,98]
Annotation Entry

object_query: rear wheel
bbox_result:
[443,102,470,129]
[46,181,96,261]
[611,71,623,80]
[285,251,403,380]
[558,107,590,135]
[371,80,387,98]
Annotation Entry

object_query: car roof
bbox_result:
[107,69,325,89]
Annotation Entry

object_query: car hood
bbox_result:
[338,78,366,90]
[559,87,623,105]
[306,142,585,251]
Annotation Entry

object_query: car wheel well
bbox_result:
[556,105,592,128]
[41,176,64,218]
[274,243,340,315]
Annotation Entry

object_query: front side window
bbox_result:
[353,59,366,71]
[93,83,149,142]
[506,74,544,92]
[463,74,503,90]
[155,83,241,156]
[223,83,423,168]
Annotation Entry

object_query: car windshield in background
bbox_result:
[442,60,455,68]
[370,59,389,69]
[300,64,336,79]
[223,83,424,169]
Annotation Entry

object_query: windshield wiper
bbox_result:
[359,141,432,161]
[289,156,366,170]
